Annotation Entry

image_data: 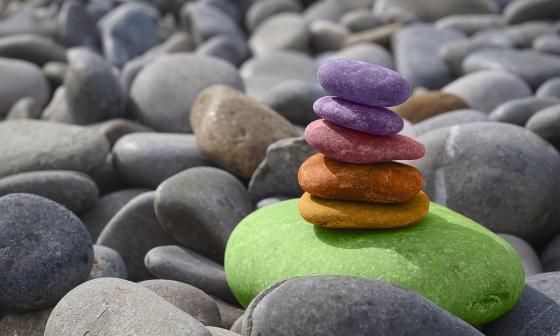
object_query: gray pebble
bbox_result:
[262,80,325,126]
[415,109,490,136]
[0,34,66,66]
[41,86,71,122]
[303,0,347,23]
[245,0,301,32]
[230,315,244,334]
[505,21,558,48]
[443,70,532,112]
[64,48,127,124]
[243,276,484,336]
[87,118,154,147]
[88,154,123,196]
[113,132,213,189]
[435,14,505,35]
[5,96,41,120]
[536,77,560,99]
[533,34,560,55]
[97,192,177,281]
[412,122,560,247]
[374,0,498,22]
[144,31,193,59]
[90,244,128,279]
[249,13,309,57]
[439,37,513,76]
[196,35,248,66]
[145,245,237,304]
[490,96,560,125]
[207,327,241,336]
[0,58,49,116]
[140,279,221,326]
[131,53,243,132]
[0,194,93,311]
[44,278,211,336]
[99,2,160,67]
[120,56,152,92]
[155,167,252,262]
[80,188,148,240]
[0,170,98,214]
[56,1,98,48]
[340,9,384,32]
[526,104,560,148]
[504,0,560,24]
[212,297,244,329]
[310,20,349,52]
[249,137,315,202]
[256,196,290,209]
[42,61,67,89]
[0,120,110,178]
[541,234,560,272]
[320,42,394,69]
[498,233,543,276]
[0,307,53,336]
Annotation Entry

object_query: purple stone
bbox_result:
[313,96,404,136]
[317,58,411,107]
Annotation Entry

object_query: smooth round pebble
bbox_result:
[415,109,490,135]
[525,104,560,148]
[490,96,560,126]
[498,234,543,276]
[0,58,49,116]
[249,13,309,56]
[536,77,560,99]
[90,245,128,279]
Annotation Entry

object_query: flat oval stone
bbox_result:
[305,119,425,163]
[224,199,525,325]
[300,191,429,229]
[298,153,423,203]
[317,58,411,107]
[313,96,404,136]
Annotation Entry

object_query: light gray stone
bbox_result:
[498,233,543,276]
[536,77,560,99]
[5,96,40,120]
[0,34,66,66]
[0,58,49,116]
[90,245,128,279]
[415,109,490,135]
[374,0,498,22]
[526,104,560,148]
[245,0,301,32]
[249,13,310,56]
[435,14,505,35]
[490,96,560,125]
[504,0,560,24]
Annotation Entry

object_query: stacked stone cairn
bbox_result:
[299,58,429,229]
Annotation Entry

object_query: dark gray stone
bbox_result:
[88,154,124,196]
[245,0,301,32]
[0,194,93,311]
[131,53,243,132]
[196,35,248,66]
[309,20,349,53]
[526,104,560,148]
[537,78,560,99]
[64,48,127,124]
[88,118,154,147]
[505,21,558,48]
[0,58,49,116]
[393,24,466,89]
[145,245,237,303]
[97,192,177,281]
[464,49,560,89]
[0,34,66,66]
[262,80,324,126]
[303,0,347,23]
[412,122,560,247]
[443,70,532,112]
[56,1,98,48]
[374,0,498,22]
[0,170,98,214]
[249,13,309,57]
[140,279,221,326]
[483,272,560,335]
[0,307,53,336]
[498,233,543,276]
[243,276,484,336]
[439,37,513,76]
[533,34,560,55]
[504,0,560,24]
[248,137,315,202]
[90,244,128,279]
[319,42,394,69]
[0,120,110,178]
[43,61,67,89]
[120,56,152,92]
[240,50,317,101]
[155,167,252,262]
[435,14,505,35]
[541,235,560,272]
[99,2,159,67]
[113,133,213,189]
[5,96,41,120]
[43,278,211,336]
[490,96,560,126]
[340,9,384,32]
[212,297,244,329]
[415,109,490,135]
[80,188,148,241]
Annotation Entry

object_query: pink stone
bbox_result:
[304,119,425,163]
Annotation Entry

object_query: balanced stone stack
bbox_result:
[299,58,429,229]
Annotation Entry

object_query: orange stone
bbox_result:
[298,153,423,203]
[299,191,430,229]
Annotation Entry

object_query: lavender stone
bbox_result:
[313,96,404,136]
[317,58,411,107]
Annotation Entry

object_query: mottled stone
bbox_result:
[318,58,411,107]
[412,122,560,247]
[113,132,213,188]
[0,120,109,178]
[131,54,243,133]
[392,91,470,123]
[155,167,252,262]
[305,119,425,163]
[90,245,128,279]
[314,96,404,135]
[490,96,560,125]
[97,192,177,281]
[0,58,49,116]
[140,279,221,326]
[191,85,298,178]
[44,278,211,336]
[242,276,485,336]
[0,34,66,66]
[443,70,532,112]
[0,194,93,311]
[145,245,237,303]
[415,109,490,135]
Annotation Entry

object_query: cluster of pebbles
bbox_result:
[0,0,559,335]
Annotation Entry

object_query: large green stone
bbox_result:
[224,199,524,325]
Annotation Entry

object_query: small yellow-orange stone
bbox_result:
[299,191,430,229]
